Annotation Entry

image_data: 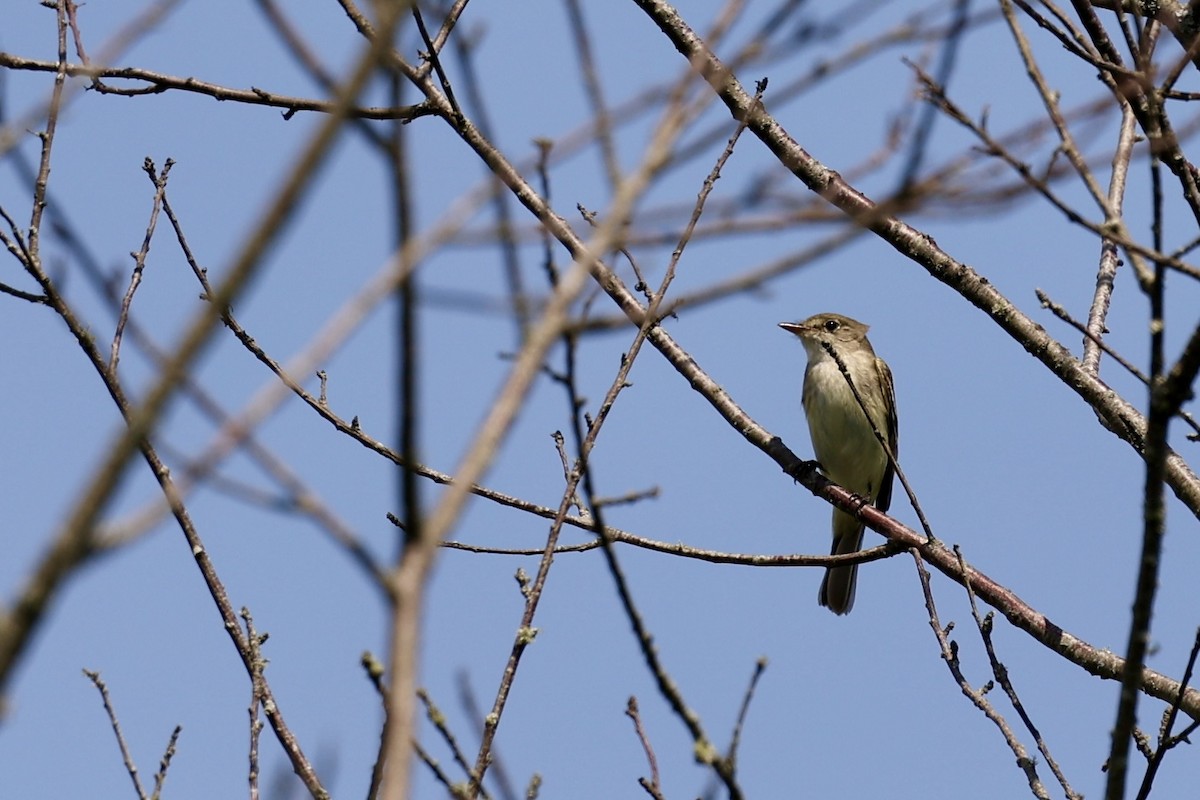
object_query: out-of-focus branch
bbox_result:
[2,4,409,793]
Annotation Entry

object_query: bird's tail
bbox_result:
[818,509,865,615]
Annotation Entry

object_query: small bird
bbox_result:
[779,313,897,615]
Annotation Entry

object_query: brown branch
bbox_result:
[417,689,489,799]
[912,554,1046,796]
[1084,105,1139,373]
[82,669,152,800]
[955,548,1081,799]
[415,0,473,81]
[1136,626,1200,799]
[910,551,1051,799]
[441,532,899,568]
[725,657,767,771]
[1037,289,1200,441]
[242,608,267,800]
[626,697,665,800]
[110,157,171,375]
[0,51,431,121]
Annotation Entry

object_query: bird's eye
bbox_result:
[823,319,839,332]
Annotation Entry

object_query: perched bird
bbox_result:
[779,313,897,615]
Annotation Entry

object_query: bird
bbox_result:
[779,313,897,614]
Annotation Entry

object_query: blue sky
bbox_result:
[3,2,1200,798]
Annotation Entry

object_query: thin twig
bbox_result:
[110,157,172,375]
[242,608,267,800]
[998,0,1108,208]
[1083,105,1138,373]
[417,689,489,799]
[1037,288,1200,440]
[149,726,181,800]
[910,59,1162,287]
[0,51,430,121]
[415,0,473,81]
[909,551,1051,800]
[625,697,665,800]
[455,672,519,800]
[82,669,150,800]
[412,4,463,121]
[593,486,660,509]
[955,548,1080,799]
[726,657,767,769]
[441,532,898,567]
[1135,627,1200,800]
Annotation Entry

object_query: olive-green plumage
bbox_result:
[779,313,897,615]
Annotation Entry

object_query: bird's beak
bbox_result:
[778,321,807,336]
